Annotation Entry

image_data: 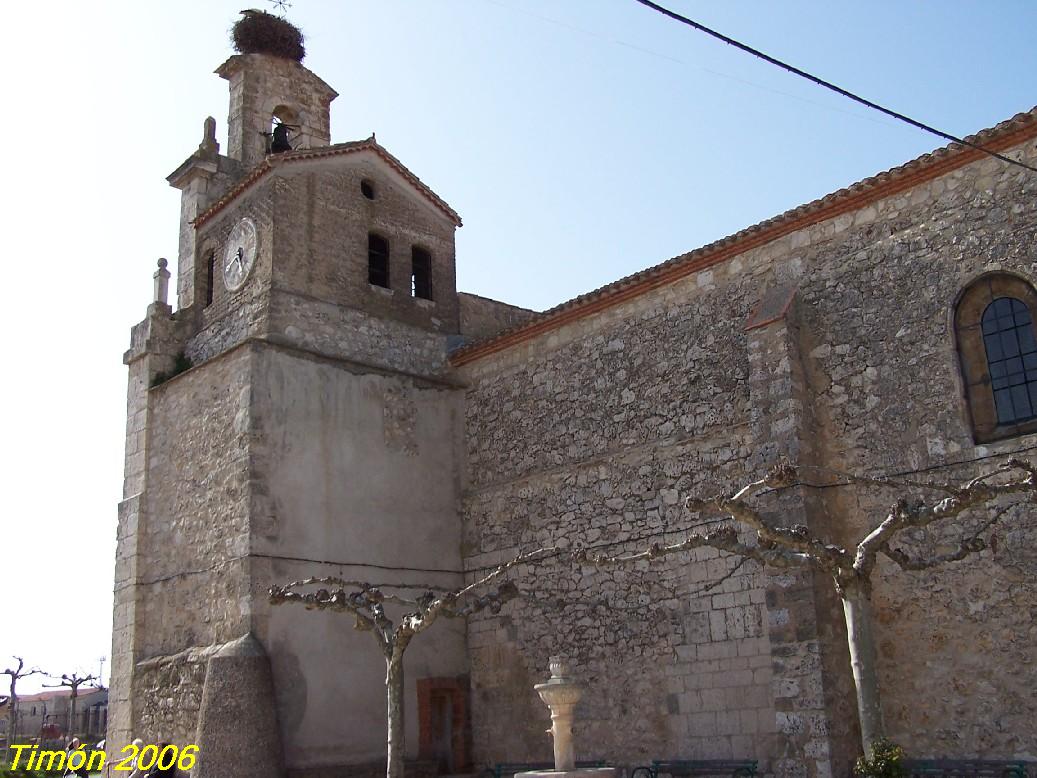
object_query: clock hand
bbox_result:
[227,249,244,273]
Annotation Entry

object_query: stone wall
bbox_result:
[458,292,539,341]
[458,138,1037,768]
[185,155,460,369]
[185,185,276,364]
[459,276,776,767]
[245,343,467,769]
[266,289,452,379]
[269,158,460,334]
[118,130,466,771]
[139,347,254,659]
[110,303,185,755]
[133,649,211,745]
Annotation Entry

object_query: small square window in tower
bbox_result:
[411,247,433,300]
[369,234,390,288]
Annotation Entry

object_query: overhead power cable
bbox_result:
[461,443,1037,575]
[117,444,1037,589]
[632,0,1037,174]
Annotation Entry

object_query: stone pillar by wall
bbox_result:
[167,117,246,312]
[745,285,849,778]
[108,301,183,755]
[168,146,219,311]
[193,633,285,778]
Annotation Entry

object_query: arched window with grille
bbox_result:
[955,273,1037,441]
[368,233,390,288]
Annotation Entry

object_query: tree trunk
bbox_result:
[70,690,77,739]
[386,655,405,778]
[840,580,884,757]
[9,692,18,759]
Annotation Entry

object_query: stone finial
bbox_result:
[154,258,171,305]
[548,655,571,680]
[199,116,219,156]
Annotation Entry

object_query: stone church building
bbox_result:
[111,25,1037,778]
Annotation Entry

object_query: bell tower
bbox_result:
[112,11,473,777]
[216,53,337,169]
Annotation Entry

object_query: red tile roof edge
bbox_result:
[193,138,462,228]
[16,688,105,702]
[450,107,1037,367]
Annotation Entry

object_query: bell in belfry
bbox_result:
[270,122,293,153]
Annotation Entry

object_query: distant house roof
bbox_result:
[450,106,1037,366]
[17,687,105,703]
[194,136,462,228]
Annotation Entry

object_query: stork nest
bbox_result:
[232,10,305,62]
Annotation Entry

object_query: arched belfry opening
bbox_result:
[217,54,338,169]
[268,105,299,153]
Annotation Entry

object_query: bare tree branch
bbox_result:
[44,672,99,690]
[2,657,45,684]
[880,502,1016,572]
[573,523,811,570]
[44,672,99,740]
[269,547,555,654]
[801,464,962,496]
[3,657,46,757]
[681,463,850,571]
[572,457,1037,760]
[854,458,1036,575]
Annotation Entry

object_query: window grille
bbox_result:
[982,296,1037,425]
[369,234,390,288]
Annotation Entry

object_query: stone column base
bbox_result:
[193,633,285,778]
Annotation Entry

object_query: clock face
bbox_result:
[223,217,258,292]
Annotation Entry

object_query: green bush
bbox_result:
[856,739,906,778]
[150,352,193,388]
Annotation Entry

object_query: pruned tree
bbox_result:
[2,657,45,760]
[44,671,98,739]
[269,548,552,778]
[574,458,1037,758]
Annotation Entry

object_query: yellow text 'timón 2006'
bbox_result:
[8,743,200,772]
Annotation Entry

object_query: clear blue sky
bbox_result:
[3,0,1035,690]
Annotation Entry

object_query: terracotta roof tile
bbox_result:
[450,107,1037,366]
[194,137,462,228]
[17,688,105,702]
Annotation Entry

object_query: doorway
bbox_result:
[417,677,469,774]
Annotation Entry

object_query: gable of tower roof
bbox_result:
[194,137,462,228]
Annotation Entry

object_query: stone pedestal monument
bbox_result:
[517,657,616,778]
